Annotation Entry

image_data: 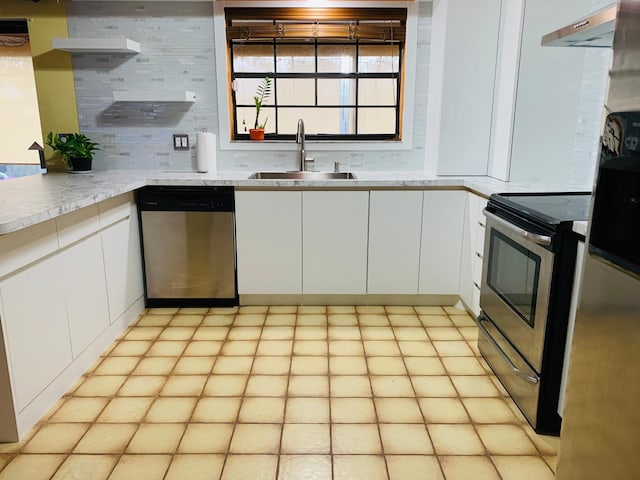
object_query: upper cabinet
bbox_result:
[499,0,594,183]
[426,0,501,176]
[427,0,603,183]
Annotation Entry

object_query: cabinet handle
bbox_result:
[483,209,552,246]
[478,221,485,228]
[473,282,480,290]
[475,252,483,259]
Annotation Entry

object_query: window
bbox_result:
[225,7,407,141]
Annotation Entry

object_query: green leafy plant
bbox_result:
[46,132,100,167]
[253,76,272,129]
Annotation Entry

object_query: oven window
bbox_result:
[487,230,541,327]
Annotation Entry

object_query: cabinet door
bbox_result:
[236,191,302,294]
[419,191,466,295]
[368,191,423,294]
[303,191,369,294]
[60,234,111,358]
[0,255,71,411]
[102,209,144,323]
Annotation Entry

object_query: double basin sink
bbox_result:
[248,171,357,180]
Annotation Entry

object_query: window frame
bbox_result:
[214,0,418,152]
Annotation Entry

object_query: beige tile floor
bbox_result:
[0,305,559,480]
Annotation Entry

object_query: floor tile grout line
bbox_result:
[208,308,245,480]
[273,309,297,479]
[355,309,392,480]
[157,312,217,480]
[390,305,447,480]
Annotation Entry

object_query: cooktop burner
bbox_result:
[489,192,592,228]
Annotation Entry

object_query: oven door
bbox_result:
[480,210,554,372]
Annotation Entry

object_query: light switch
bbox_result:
[173,134,189,151]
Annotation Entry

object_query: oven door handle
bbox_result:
[483,209,552,246]
[477,317,540,385]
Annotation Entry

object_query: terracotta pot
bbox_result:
[249,128,265,141]
[69,157,92,172]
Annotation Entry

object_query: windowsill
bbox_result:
[221,139,412,151]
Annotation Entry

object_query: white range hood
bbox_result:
[541,4,616,47]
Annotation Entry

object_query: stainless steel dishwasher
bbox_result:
[137,186,238,307]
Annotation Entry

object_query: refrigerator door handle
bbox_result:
[483,209,552,246]
[478,317,540,385]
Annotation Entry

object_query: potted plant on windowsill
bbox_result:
[249,76,272,141]
[46,132,100,172]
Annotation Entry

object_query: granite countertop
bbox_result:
[0,170,593,235]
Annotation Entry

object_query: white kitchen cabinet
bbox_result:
[60,234,110,358]
[426,0,502,175]
[419,190,466,295]
[236,191,302,294]
[491,0,590,182]
[303,191,369,294]
[368,191,423,294]
[458,192,488,315]
[101,208,144,323]
[0,255,71,412]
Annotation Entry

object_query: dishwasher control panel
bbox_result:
[138,186,234,212]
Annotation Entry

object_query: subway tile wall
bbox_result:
[66,2,432,172]
[568,0,613,186]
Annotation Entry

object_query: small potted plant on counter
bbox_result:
[46,132,100,172]
[249,76,272,141]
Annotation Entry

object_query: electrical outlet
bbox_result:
[173,134,189,151]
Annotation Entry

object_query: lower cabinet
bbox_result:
[235,191,302,294]
[0,254,72,412]
[458,192,488,315]
[60,234,110,358]
[0,193,144,440]
[101,211,144,322]
[303,191,369,294]
[235,188,472,299]
[368,191,423,294]
[419,190,466,294]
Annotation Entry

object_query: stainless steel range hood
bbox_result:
[541,4,617,48]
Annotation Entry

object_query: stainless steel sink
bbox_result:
[248,171,357,180]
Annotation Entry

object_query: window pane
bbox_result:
[358,44,400,73]
[277,78,315,106]
[317,79,355,106]
[236,106,275,132]
[357,108,396,134]
[359,78,397,106]
[278,107,355,135]
[233,78,274,106]
[276,44,315,73]
[318,44,355,73]
[232,44,274,72]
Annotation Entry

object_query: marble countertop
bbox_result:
[0,170,593,235]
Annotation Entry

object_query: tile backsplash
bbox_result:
[66,2,432,172]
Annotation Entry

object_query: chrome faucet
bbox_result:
[296,118,306,171]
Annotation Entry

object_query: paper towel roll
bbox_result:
[196,132,216,173]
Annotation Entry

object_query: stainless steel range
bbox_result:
[478,192,591,435]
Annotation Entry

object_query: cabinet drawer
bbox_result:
[474,218,486,255]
